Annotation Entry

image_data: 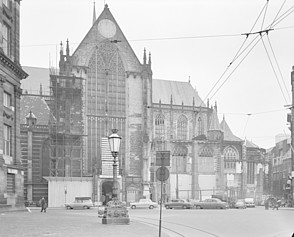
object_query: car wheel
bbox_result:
[165,205,170,209]
[131,205,136,209]
[195,205,201,209]
[149,205,154,209]
[66,206,71,210]
[182,205,187,209]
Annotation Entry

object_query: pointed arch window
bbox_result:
[199,146,213,157]
[224,146,238,169]
[172,146,188,173]
[199,146,214,173]
[177,115,187,140]
[155,113,165,139]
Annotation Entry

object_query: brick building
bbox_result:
[0,0,28,211]
[20,95,51,205]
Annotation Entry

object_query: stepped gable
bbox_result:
[220,117,243,142]
[20,95,51,125]
[72,4,142,72]
[152,79,205,106]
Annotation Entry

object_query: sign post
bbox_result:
[156,151,170,237]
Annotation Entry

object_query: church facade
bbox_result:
[20,4,267,206]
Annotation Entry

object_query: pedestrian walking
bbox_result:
[39,197,47,213]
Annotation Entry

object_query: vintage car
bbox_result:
[193,198,229,209]
[235,199,247,209]
[164,199,193,209]
[130,199,158,209]
[244,198,255,208]
[65,197,93,209]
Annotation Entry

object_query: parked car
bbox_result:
[244,198,255,208]
[193,198,229,209]
[164,199,193,209]
[235,199,246,209]
[65,197,93,209]
[130,199,158,209]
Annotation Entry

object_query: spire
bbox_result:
[209,107,221,131]
[143,48,147,65]
[60,41,63,55]
[66,39,70,56]
[148,52,151,67]
[40,84,43,95]
[93,1,96,25]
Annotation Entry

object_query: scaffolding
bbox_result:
[48,69,85,177]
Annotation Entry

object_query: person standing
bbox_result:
[40,197,47,213]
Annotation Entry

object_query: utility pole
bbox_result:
[291,66,294,207]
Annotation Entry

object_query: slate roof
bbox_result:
[152,79,205,106]
[21,66,50,95]
[245,139,259,148]
[20,95,51,125]
[220,118,243,142]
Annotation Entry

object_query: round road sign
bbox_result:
[156,167,169,182]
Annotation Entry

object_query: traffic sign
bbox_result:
[156,167,170,182]
[156,151,170,166]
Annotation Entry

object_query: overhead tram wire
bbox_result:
[261,0,270,31]
[261,34,289,104]
[271,5,294,28]
[209,35,263,100]
[203,0,270,101]
[205,1,294,101]
[266,34,291,102]
[269,0,287,29]
[219,108,288,116]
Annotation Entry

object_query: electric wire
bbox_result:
[266,34,291,102]
[206,2,294,101]
[242,114,251,138]
[269,0,287,28]
[260,35,288,104]
[219,108,288,116]
[209,35,263,100]
[261,0,270,31]
[204,1,270,101]
[271,5,294,28]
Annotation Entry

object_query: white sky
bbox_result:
[20,0,294,149]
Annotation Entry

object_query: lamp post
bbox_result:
[102,128,129,224]
[108,128,121,200]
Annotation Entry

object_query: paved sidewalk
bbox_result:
[0,207,169,237]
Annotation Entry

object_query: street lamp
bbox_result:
[108,128,121,200]
[102,128,129,224]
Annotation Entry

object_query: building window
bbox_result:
[247,162,255,184]
[224,146,238,169]
[3,91,11,108]
[155,113,165,139]
[3,23,11,57]
[172,146,187,173]
[7,173,15,194]
[177,115,187,140]
[4,124,11,156]
[199,146,214,173]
